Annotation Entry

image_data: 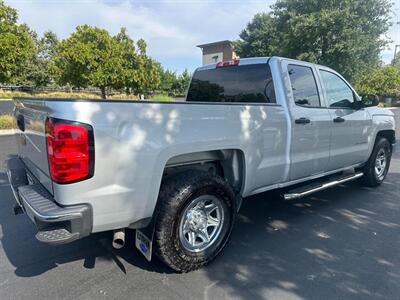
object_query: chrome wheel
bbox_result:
[374,148,387,180]
[179,195,224,253]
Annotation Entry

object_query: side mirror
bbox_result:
[360,94,379,107]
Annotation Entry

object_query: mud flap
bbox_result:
[135,218,156,262]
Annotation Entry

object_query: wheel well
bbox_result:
[377,130,395,145]
[163,149,245,195]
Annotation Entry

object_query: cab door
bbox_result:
[317,68,372,170]
[284,62,332,181]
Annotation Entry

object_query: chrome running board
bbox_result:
[284,172,364,200]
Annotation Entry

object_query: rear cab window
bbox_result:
[186,63,276,103]
[287,64,321,107]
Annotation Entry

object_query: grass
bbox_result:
[149,94,175,101]
[35,92,140,100]
[0,90,139,100]
[0,90,175,101]
[0,114,16,130]
[108,93,139,100]
[0,91,31,99]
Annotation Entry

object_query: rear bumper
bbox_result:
[7,158,92,245]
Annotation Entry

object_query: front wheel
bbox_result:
[360,137,392,187]
[154,170,236,272]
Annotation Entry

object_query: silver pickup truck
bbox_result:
[7,57,396,272]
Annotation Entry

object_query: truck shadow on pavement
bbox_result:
[203,169,400,299]
[1,167,400,299]
[0,171,172,277]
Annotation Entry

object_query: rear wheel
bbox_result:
[154,170,236,272]
[360,137,392,187]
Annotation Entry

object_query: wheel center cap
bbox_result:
[187,209,207,231]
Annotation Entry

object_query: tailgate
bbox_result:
[13,98,53,194]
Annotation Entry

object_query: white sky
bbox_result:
[6,0,400,72]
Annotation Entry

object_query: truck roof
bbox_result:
[196,56,336,73]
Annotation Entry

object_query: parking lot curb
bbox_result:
[0,129,15,136]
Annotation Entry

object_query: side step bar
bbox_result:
[284,172,364,200]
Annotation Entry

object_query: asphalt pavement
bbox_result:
[0,100,13,115]
[0,112,400,300]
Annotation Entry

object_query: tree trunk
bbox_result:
[100,86,107,99]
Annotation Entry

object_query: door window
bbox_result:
[288,65,320,107]
[320,70,355,109]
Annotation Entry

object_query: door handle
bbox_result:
[333,117,345,123]
[295,117,311,125]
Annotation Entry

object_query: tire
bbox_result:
[154,170,236,272]
[360,137,392,187]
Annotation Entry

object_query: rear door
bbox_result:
[283,62,332,181]
[317,68,372,170]
[14,98,53,193]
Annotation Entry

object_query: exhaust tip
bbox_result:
[112,229,126,249]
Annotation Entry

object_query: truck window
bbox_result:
[186,64,276,104]
[288,65,320,107]
[320,70,355,109]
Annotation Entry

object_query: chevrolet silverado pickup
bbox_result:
[7,57,396,272]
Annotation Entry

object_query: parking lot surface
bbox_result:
[0,110,399,300]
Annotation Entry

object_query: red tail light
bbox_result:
[45,118,94,184]
[216,59,240,68]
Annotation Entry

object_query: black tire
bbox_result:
[154,170,236,272]
[360,137,392,187]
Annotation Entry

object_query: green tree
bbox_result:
[0,0,35,84]
[18,31,59,87]
[134,39,160,94]
[235,0,392,82]
[113,27,140,94]
[158,65,177,93]
[234,13,278,58]
[155,66,191,96]
[40,31,59,60]
[53,26,160,98]
[393,54,400,68]
[114,29,160,95]
[53,25,125,98]
[173,69,191,95]
[355,65,400,95]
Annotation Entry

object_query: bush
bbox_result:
[355,66,400,95]
[0,114,16,129]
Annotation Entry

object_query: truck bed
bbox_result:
[13,97,288,232]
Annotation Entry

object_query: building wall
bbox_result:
[203,52,224,65]
[200,43,237,65]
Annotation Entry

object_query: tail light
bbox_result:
[45,118,94,184]
[216,59,240,68]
